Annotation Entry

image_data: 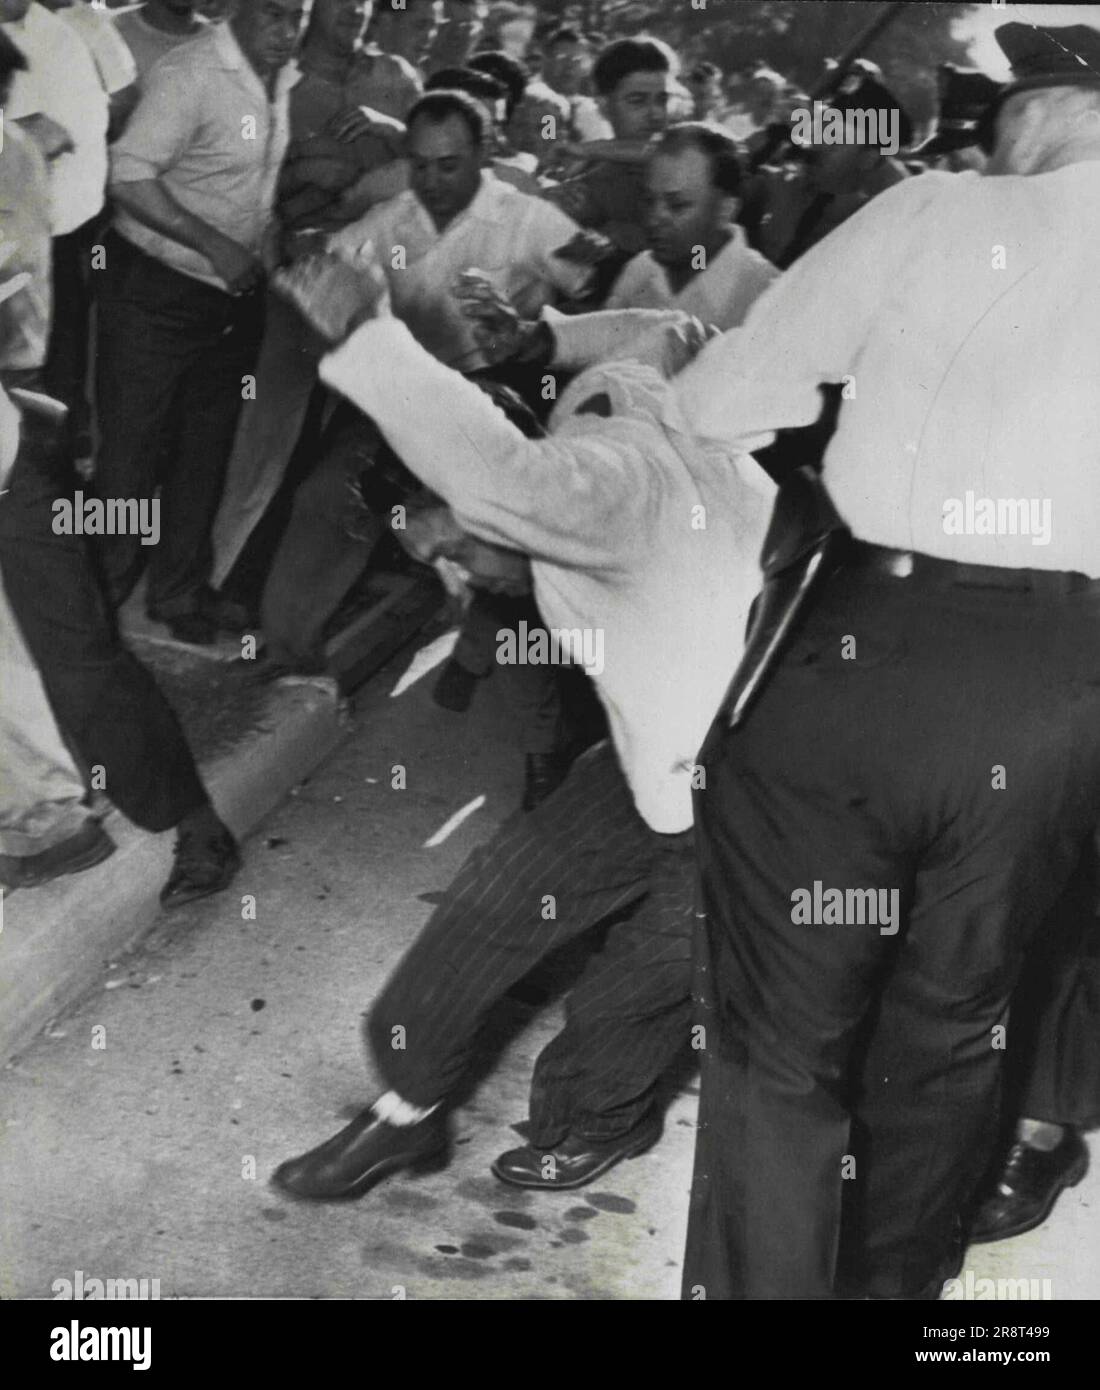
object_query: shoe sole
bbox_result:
[1,833,116,891]
[968,1151,1089,1245]
[490,1127,661,1190]
[270,1145,449,1203]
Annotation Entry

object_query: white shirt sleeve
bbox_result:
[674,174,947,449]
[320,315,650,571]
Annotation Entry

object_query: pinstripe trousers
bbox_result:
[367,740,696,1147]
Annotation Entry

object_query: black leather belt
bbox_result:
[849,540,1097,596]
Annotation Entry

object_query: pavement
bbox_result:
[1,632,1097,1301]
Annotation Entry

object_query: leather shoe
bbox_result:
[271,1106,448,1201]
[160,816,241,908]
[432,658,480,712]
[491,1114,661,1189]
[968,1129,1088,1243]
[0,818,115,890]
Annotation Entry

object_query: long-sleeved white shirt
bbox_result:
[675,164,1100,578]
[320,313,774,833]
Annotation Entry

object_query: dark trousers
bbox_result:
[452,592,566,755]
[367,740,696,1146]
[684,561,1100,1301]
[94,232,265,614]
[1011,834,1100,1130]
[44,218,98,447]
[0,408,208,832]
[260,401,394,669]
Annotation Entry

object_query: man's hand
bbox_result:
[15,113,75,162]
[207,236,265,295]
[273,249,391,343]
[452,271,541,366]
[552,229,616,266]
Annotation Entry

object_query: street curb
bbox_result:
[0,679,349,1068]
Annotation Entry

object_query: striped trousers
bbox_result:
[367,740,696,1147]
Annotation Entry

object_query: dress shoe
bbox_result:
[0,818,115,890]
[160,814,241,908]
[271,1106,448,1201]
[432,658,481,712]
[521,751,571,812]
[491,1114,661,1189]
[968,1129,1088,1243]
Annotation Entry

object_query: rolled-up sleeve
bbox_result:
[109,64,202,185]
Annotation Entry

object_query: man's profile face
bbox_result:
[234,0,305,75]
[604,69,671,140]
[644,147,730,269]
[383,0,440,64]
[312,0,372,56]
[407,112,482,229]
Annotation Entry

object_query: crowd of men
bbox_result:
[1,0,1097,1300]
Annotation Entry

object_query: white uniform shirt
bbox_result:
[676,165,1100,578]
[329,172,592,370]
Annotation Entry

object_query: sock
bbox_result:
[373,1090,438,1127]
[1016,1118,1066,1152]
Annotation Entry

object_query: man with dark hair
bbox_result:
[605,122,778,328]
[426,0,483,74]
[368,0,438,73]
[686,61,723,122]
[467,47,527,123]
[543,35,675,259]
[93,0,304,645]
[257,88,591,677]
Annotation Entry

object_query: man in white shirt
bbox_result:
[94,0,303,644]
[267,254,774,1204]
[673,21,1100,1301]
[1,0,110,451]
[258,89,591,677]
[604,122,779,329]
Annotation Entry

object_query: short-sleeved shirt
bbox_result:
[605,226,780,331]
[329,171,592,370]
[0,124,52,371]
[62,3,137,95]
[115,7,204,83]
[3,2,109,234]
[109,22,299,289]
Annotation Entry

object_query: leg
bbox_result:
[92,233,204,603]
[683,567,1100,1301]
[527,827,695,1147]
[260,402,386,669]
[148,283,265,616]
[367,740,656,1107]
[0,409,208,832]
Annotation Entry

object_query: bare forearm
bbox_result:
[109,179,236,263]
[335,159,409,222]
